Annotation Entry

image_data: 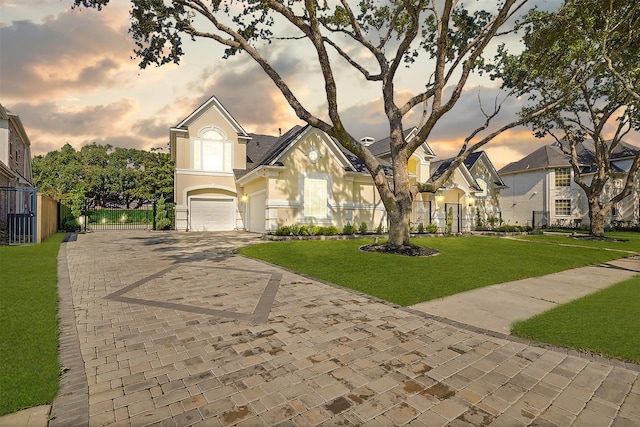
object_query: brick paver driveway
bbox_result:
[51,231,640,426]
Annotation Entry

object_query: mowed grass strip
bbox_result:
[0,233,65,416]
[514,231,640,253]
[238,235,633,306]
[512,275,640,363]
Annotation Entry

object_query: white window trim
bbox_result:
[555,199,571,216]
[555,168,571,187]
[303,177,328,219]
[192,126,233,172]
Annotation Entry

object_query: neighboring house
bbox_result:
[170,95,504,233]
[499,141,640,228]
[1,103,36,244]
[464,152,508,225]
[428,151,507,230]
[0,104,33,188]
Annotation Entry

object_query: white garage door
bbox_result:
[189,198,235,231]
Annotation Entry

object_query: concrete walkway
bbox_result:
[411,256,640,335]
[3,231,640,426]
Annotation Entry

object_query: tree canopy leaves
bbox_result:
[32,143,174,209]
[496,0,640,236]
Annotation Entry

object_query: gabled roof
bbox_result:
[0,103,32,149]
[499,140,640,175]
[235,125,395,181]
[244,132,280,165]
[464,151,507,188]
[499,144,570,174]
[335,143,393,174]
[256,125,308,167]
[0,104,33,185]
[172,95,249,139]
[367,127,435,158]
[429,158,482,192]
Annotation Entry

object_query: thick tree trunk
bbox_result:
[588,200,608,237]
[386,154,413,247]
[387,199,412,246]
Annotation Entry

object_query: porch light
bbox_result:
[436,194,444,203]
[241,194,248,202]
[468,196,475,206]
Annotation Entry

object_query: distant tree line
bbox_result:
[32,143,174,209]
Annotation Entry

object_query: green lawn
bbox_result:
[512,275,640,363]
[238,234,636,306]
[515,231,640,253]
[0,233,65,416]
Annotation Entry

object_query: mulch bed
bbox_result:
[359,243,439,257]
[571,235,628,243]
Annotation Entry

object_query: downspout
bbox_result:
[543,169,549,221]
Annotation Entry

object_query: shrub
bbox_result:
[62,218,80,232]
[445,207,453,234]
[358,222,368,234]
[416,223,425,233]
[487,215,502,229]
[289,224,301,235]
[342,223,356,235]
[275,225,292,236]
[317,226,339,236]
[475,208,484,229]
[306,225,320,236]
[376,221,384,234]
[494,225,532,232]
[155,196,172,230]
[425,223,438,233]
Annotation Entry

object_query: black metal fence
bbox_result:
[86,203,154,230]
[532,210,550,228]
[58,199,175,231]
[0,186,37,245]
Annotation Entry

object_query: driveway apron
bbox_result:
[51,231,640,426]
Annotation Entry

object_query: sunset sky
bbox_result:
[1,0,637,170]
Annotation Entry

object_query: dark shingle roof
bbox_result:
[499,145,570,174]
[428,157,482,191]
[251,125,305,167]
[235,125,394,179]
[463,152,483,169]
[335,143,393,174]
[499,140,639,175]
[367,127,417,157]
[245,133,280,164]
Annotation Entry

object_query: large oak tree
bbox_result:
[73,0,562,247]
[497,0,640,236]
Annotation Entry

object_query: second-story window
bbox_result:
[193,127,233,172]
[555,168,571,187]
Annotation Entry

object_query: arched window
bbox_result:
[193,127,233,172]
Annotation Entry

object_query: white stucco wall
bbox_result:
[499,170,546,226]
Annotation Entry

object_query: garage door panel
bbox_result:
[190,198,235,231]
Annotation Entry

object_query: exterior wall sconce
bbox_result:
[436,194,445,203]
[241,194,248,203]
[468,196,475,206]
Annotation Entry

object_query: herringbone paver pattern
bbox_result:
[50,231,640,426]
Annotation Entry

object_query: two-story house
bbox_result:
[1,103,36,244]
[499,141,640,228]
[170,96,504,233]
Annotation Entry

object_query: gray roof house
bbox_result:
[499,141,640,228]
